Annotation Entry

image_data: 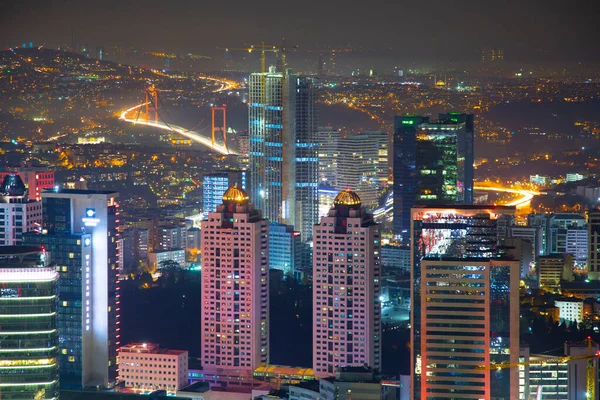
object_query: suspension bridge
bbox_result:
[119,81,238,156]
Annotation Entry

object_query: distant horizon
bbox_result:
[2,0,598,66]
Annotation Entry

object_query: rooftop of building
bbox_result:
[287,379,320,393]
[333,189,361,207]
[119,343,187,355]
[253,365,315,379]
[421,256,518,262]
[42,188,118,195]
[148,248,185,254]
[555,297,584,303]
[222,185,249,204]
[0,245,45,255]
[412,204,515,211]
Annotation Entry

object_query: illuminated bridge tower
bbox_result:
[248,67,318,241]
[0,246,59,399]
[312,190,382,378]
[201,186,269,375]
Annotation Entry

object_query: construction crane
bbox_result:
[475,337,599,399]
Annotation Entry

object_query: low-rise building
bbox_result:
[148,248,186,269]
[118,343,188,392]
[555,298,584,324]
[319,367,382,400]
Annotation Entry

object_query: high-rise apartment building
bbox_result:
[0,174,42,245]
[420,257,520,399]
[587,209,600,280]
[393,114,474,242]
[410,204,515,399]
[312,190,382,378]
[200,186,269,374]
[336,131,388,208]
[248,66,318,241]
[0,247,59,400]
[203,170,247,214]
[23,189,121,389]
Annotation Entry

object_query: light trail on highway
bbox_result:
[119,104,237,156]
[372,185,540,220]
[473,185,541,207]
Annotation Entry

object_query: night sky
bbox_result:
[1,0,599,64]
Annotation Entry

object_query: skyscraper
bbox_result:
[410,204,515,399]
[23,189,121,389]
[420,258,519,399]
[0,247,59,400]
[393,114,474,242]
[248,66,318,241]
[312,190,382,378]
[200,186,269,374]
[336,131,388,208]
[0,174,42,245]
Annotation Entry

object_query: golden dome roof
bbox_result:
[222,185,249,203]
[334,189,361,206]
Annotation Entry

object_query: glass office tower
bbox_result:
[0,246,59,399]
[248,67,318,241]
[23,189,120,389]
[393,114,474,242]
[23,232,92,388]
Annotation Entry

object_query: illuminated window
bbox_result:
[68,356,75,362]
[69,253,75,259]
[62,349,67,355]
[62,266,68,272]
[62,301,68,307]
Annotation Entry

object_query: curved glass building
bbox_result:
[0,246,59,399]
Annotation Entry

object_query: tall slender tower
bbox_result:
[312,190,382,378]
[248,67,318,241]
[23,189,121,389]
[201,186,269,375]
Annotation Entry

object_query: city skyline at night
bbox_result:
[2,2,600,399]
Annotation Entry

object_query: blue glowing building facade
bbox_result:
[248,67,318,241]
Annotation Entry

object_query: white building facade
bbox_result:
[118,343,188,391]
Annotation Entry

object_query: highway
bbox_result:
[119,103,238,156]
[473,185,541,207]
[372,185,539,220]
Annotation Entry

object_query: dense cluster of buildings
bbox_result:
[4,55,600,400]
